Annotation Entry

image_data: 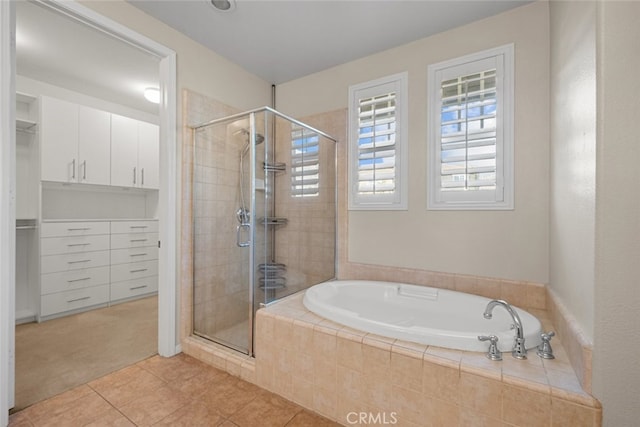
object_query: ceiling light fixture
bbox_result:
[210,0,236,12]
[144,87,160,104]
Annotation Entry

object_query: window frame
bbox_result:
[427,44,514,210]
[348,72,408,210]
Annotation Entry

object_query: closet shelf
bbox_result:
[16,219,37,230]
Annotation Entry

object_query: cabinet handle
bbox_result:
[71,159,76,180]
[130,268,148,273]
[67,243,90,247]
[67,277,91,283]
[141,168,145,186]
[82,160,87,180]
[67,227,90,231]
[130,253,148,257]
[129,285,148,291]
[129,225,148,229]
[133,167,136,185]
[67,259,91,264]
[67,296,90,303]
[130,239,148,242]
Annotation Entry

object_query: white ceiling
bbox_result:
[15,0,530,114]
[129,0,531,84]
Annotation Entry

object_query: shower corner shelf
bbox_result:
[263,162,286,173]
[260,217,288,226]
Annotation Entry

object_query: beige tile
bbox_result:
[136,353,209,383]
[423,360,460,403]
[313,359,337,392]
[551,397,601,427]
[88,366,166,409]
[291,377,315,410]
[546,367,598,407]
[337,365,364,402]
[390,385,424,425]
[313,386,338,420]
[422,396,460,427]
[460,351,502,381]
[503,384,551,427]
[229,391,302,427]
[458,407,503,427]
[24,390,114,427]
[423,346,462,368]
[199,376,260,418]
[117,384,189,426]
[286,409,341,427]
[82,406,136,427]
[150,399,224,426]
[336,334,363,372]
[16,385,95,424]
[390,349,423,392]
[459,372,503,418]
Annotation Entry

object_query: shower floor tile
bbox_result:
[9,354,340,427]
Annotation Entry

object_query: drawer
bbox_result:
[41,221,110,238]
[110,275,158,302]
[40,284,109,317]
[41,250,110,274]
[110,232,158,250]
[41,266,110,295]
[41,234,110,256]
[111,220,158,234]
[110,260,158,283]
[111,246,158,265]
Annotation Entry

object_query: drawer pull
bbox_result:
[67,296,91,303]
[130,268,148,273]
[67,259,91,264]
[67,277,91,283]
[67,243,90,247]
[130,225,148,229]
[130,285,148,291]
[67,227,91,231]
[130,253,148,257]
[130,239,148,242]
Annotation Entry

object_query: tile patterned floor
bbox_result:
[9,354,340,427]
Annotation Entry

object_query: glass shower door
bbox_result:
[192,115,255,354]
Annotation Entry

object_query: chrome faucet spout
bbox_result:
[483,299,527,359]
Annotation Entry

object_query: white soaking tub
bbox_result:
[303,280,543,352]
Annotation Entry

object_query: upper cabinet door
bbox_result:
[110,114,139,188]
[78,106,111,186]
[137,122,159,190]
[40,96,79,183]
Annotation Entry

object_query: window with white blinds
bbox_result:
[427,45,514,210]
[348,72,408,210]
[291,125,320,197]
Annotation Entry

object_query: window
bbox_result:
[291,125,320,197]
[348,72,408,210]
[427,44,514,210]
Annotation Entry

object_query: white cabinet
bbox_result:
[40,221,112,319]
[38,219,159,319]
[40,96,78,183]
[40,96,111,186]
[78,106,111,186]
[111,115,159,189]
[109,220,158,303]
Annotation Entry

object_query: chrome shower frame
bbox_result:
[190,106,338,357]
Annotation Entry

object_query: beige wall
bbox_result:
[277,1,550,283]
[549,1,596,342]
[593,1,640,425]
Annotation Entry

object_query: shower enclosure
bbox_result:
[191,107,337,356]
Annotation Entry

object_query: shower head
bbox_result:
[234,128,265,145]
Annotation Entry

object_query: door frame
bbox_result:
[1,1,178,422]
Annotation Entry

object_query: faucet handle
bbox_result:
[536,331,556,359]
[478,335,502,361]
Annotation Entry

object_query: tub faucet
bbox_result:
[483,299,527,359]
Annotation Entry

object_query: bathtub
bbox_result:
[303,280,543,353]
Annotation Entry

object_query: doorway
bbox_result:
[1,0,178,421]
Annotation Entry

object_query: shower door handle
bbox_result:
[236,224,250,247]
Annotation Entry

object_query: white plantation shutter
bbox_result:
[349,73,408,210]
[440,70,497,192]
[428,45,514,210]
[291,125,319,197]
[357,92,396,195]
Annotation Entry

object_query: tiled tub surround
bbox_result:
[253,292,601,427]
